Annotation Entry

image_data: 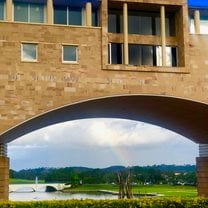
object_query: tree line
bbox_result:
[10,165,196,185]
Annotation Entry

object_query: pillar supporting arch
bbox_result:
[0,144,9,200]
[197,144,208,197]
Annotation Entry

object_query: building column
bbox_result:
[86,2,92,27]
[101,0,108,68]
[194,10,200,34]
[197,144,208,197]
[123,3,129,65]
[0,144,9,200]
[47,0,53,24]
[6,0,13,22]
[160,6,166,66]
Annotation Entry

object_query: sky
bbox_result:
[8,118,198,171]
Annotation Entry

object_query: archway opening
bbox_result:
[2,94,208,198]
[8,118,198,200]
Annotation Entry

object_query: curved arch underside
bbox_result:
[1,95,208,144]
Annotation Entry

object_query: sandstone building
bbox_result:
[0,0,208,200]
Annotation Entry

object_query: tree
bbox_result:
[117,170,133,199]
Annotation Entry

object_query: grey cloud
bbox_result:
[8,119,198,170]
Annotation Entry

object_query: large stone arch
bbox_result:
[1,94,208,199]
[1,94,208,144]
[0,95,208,196]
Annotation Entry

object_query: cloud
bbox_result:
[85,119,185,147]
[8,119,197,170]
[9,144,47,150]
[9,119,183,148]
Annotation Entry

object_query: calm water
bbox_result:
[9,191,118,201]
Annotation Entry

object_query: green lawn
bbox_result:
[9,180,197,197]
[133,184,197,197]
[9,178,45,184]
[66,184,197,198]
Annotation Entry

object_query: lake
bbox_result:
[9,191,118,201]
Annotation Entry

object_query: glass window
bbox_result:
[156,46,177,67]
[128,13,140,34]
[142,45,153,66]
[200,9,208,34]
[68,7,82,25]
[54,5,67,24]
[108,9,123,33]
[53,5,67,24]
[14,2,28,22]
[108,43,123,64]
[189,9,195,33]
[129,44,141,65]
[128,11,156,35]
[171,47,177,67]
[92,9,98,26]
[21,43,38,62]
[128,11,175,36]
[189,9,208,34]
[30,3,44,23]
[63,45,78,63]
[54,5,82,26]
[129,44,177,66]
[156,17,172,36]
[166,14,176,36]
[14,2,44,23]
[129,44,154,66]
[141,16,152,35]
[0,0,4,20]
[128,12,154,35]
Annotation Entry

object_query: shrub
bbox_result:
[1,198,208,208]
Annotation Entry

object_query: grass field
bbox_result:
[133,184,197,197]
[9,178,45,184]
[9,180,197,197]
[66,184,197,198]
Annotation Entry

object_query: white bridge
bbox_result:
[9,183,70,193]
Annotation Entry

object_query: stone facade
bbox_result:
[0,157,9,200]
[197,157,208,197]
[0,0,202,140]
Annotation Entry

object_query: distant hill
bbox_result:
[10,164,196,185]
[103,166,126,172]
[144,165,196,172]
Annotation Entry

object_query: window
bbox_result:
[21,43,38,62]
[53,5,67,24]
[54,5,82,25]
[108,9,175,36]
[128,11,154,35]
[108,43,123,64]
[109,43,177,67]
[108,9,123,33]
[200,9,208,34]
[189,10,195,33]
[129,45,177,67]
[129,44,154,66]
[155,14,176,36]
[62,45,78,63]
[92,9,99,26]
[128,11,175,36]
[156,46,177,67]
[189,9,208,34]
[0,0,4,20]
[14,2,45,23]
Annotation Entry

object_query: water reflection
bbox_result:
[9,191,118,201]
